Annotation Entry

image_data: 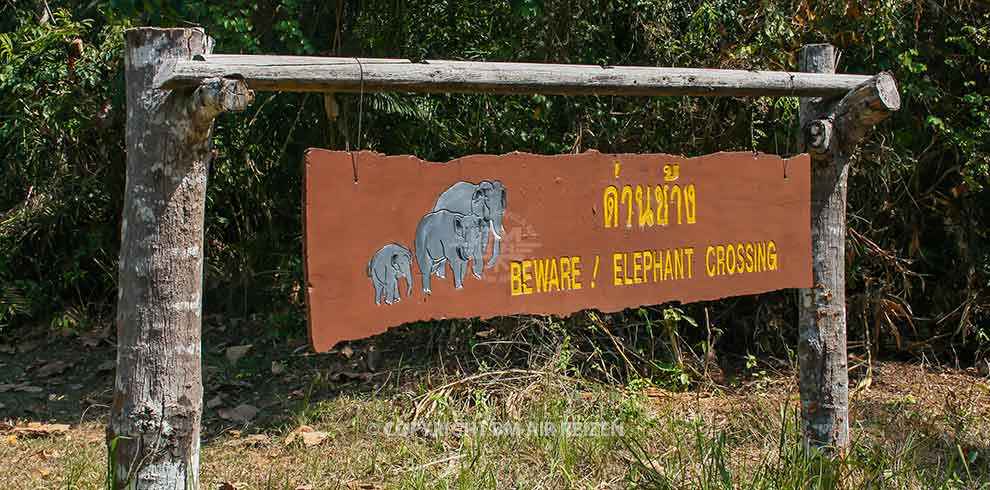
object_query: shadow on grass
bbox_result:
[0,312,556,437]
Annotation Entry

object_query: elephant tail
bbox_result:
[366,260,372,277]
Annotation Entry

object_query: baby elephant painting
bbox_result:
[414,210,485,294]
[367,243,414,305]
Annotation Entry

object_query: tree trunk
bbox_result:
[110,28,252,489]
[797,44,900,453]
[798,43,850,453]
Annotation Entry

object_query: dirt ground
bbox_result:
[2,319,989,489]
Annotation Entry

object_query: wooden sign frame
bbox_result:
[112,27,900,489]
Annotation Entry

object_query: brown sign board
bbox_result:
[304,150,811,352]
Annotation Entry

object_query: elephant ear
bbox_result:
[456,246,470,261]
[453,216,465,238]
[471,187,486,211]
[390,253,401,270]
[474,182,494,217]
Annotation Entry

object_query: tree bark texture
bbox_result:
[798,43,849,453]
[797,44,900,453]
[111,28,253,490]
[160,54,874,97]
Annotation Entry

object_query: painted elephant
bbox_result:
[414,210,484,294]
[367,243,414,305]
[432,180,507,269]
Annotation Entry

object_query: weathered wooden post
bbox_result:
[797,44,900,452]
[111,28,253,489]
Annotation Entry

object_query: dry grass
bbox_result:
[2,361,990,489]
[3,311,989,489]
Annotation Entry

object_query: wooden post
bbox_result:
[111,28,253,489]
[797,44,900,452]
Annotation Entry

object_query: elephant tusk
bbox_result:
[489,220,502,240]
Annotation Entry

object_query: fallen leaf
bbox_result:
[271,361,286,375]
[285,425,328,446]
[207,395,224,409]
[218,404,258,423]
[4,422,71,438]
[223,433,270,447]
[0,382,41,393]
[643,387,669,398]
[79,326,111,347]
[5,435,16,445]
[475,329,494,338]
[284,425,310,445]
[37,360,71,377]
[225,344,253,363]
[340,345,354,359]
[296,485,314,490]
[34,448,58,461]
[301,430,328,446]
[346,482,383,490]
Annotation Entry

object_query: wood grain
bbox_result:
[305,150,812,352]
[160,54,876,97]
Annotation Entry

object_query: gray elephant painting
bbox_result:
[367,243,414,305]
[432,180,507,270]
[414,210,485,294]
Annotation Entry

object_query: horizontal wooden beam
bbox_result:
[159,55,875,97]
[807,71,900,160]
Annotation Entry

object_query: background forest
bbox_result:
[1,0,988,368]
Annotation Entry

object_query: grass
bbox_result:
[4,366,990,489]
[2,314,990,488]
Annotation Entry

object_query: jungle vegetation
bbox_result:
[0,0,988,367]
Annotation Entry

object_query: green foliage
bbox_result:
[0,6,127,330]
[0,0,987,359]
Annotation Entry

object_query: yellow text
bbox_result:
[705,241,777,277]
[612,247,695,286]
[511,256,583,296]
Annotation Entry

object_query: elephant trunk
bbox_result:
[415,246,432,294]
[472,237,484,278]
[493,210,505,236]
[401,260,414,296]
[485,212,505,268]
[488,219,502,240]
